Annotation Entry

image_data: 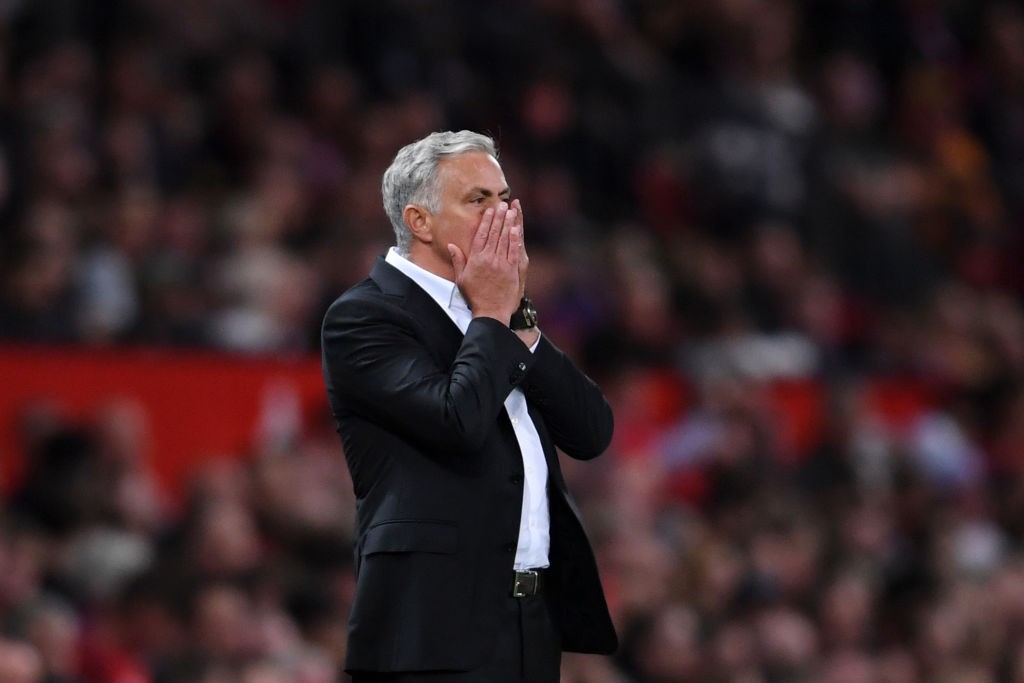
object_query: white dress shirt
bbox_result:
[385,248,550,570]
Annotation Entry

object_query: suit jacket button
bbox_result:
[510,475,523,485]
[504,543,515,553]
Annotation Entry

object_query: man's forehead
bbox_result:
[439,152,506,186]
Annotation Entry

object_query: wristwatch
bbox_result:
[509,296,538,330]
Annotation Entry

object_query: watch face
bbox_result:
[524,305,538,327]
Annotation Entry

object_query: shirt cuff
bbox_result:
[528,330,540,353]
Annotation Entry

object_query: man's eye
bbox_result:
[471,197,484,204]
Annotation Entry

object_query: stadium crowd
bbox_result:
[2,0,1024,680]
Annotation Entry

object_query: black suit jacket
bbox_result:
[321,257,617,673]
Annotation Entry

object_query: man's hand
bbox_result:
[448,201,524,325]
[510,199,528,298]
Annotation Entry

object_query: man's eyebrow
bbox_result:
[465,186,512,198]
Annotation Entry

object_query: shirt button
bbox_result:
[511,416,519,425]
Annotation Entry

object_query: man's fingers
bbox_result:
[471,207,496,255]
[511,199,524,232]
[448,244,467,281]
[496,204,515,261]
[509,220,522,261]
[482,202,508,253]
[517,243,529,298]
[510,198,526,260]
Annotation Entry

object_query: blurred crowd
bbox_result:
[2,0,1024,681]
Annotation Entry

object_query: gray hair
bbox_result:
[381,130,498,255]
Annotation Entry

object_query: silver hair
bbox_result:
[381,130,498,255]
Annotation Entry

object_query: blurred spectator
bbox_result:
[0,638,44,683]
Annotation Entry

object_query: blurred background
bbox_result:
[1,0,1024,681]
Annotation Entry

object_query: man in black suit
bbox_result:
[321,130,617,682]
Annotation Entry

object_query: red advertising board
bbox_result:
[0,344,326,503]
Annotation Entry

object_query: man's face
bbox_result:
[427,151,510,274]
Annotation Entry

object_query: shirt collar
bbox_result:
[385,247,464,312]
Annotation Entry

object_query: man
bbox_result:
[321,130,617,682]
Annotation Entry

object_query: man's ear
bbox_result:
[403,205,433,244]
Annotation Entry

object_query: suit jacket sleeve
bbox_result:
[322,292,535,457]
[520,334,614,460]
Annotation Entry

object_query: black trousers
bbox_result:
[350,592,561,683]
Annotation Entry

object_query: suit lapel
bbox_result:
[370,257,464,366]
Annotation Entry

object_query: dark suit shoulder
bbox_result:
[323,273,409,325]
[324,257,442,322]
[322,293,414,360]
